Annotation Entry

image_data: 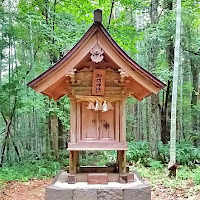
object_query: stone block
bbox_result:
[46,186,73,200]
[127,173,134,183]
[73,189,97,200]
[97,189,124,200]
[88,173,108,184]
[119,174,127,183]
[51,170,65,185]
[68,174,76,184]
[58,171,68,183]
[124,185,151,200]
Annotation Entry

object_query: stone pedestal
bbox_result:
[45,170,151,200]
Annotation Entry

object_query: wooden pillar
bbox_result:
[70,98,76,143]
[120,99,126,143]
[118,98,127,174]
[117,150,126,174]
[69,151,79,174]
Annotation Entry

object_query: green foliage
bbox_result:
[158,142,170,163]
[0,159,61,182]
[126,141,200,166]
[79,151,116,166]
[176,142,200,165]
[127,141,150,165]
[158,141,200,165]
[192,167,200,185]
[149,160,163,169]
[176,166,200,186]
[79,151,107,166]
[135,164,200,188]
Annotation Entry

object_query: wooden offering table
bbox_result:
[28,9,165,186]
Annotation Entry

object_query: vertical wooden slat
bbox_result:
[77,102,81,141]
[115,102,120,142]
[97,111,100,140]
[70,98,76,143]
[119,99,126,143]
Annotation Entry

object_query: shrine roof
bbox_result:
[27,10,166,101]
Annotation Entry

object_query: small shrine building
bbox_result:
[28,9,165,180]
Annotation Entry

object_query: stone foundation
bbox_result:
[45,170,151,200]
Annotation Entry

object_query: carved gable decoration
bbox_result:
[90,44,104,63]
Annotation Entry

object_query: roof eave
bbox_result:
[98,24,166,89]
[27,22,166,92]
[27,23,97,88]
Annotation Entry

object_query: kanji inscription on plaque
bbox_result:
[92,69,105,96]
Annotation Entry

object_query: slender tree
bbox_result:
[148,0,160,159]
[169,0,181,175]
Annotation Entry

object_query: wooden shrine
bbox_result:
[28,9,165,183]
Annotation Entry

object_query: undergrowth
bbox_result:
[135,164,200,185]
[127,140,200,166]
[0,159,61,182]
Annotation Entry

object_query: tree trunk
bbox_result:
[0,98,17,167]
[134,103,138,141]
[150,0,158,24]
[169,0,181,174]
[148,0,160,159]
[0,4,4,87]
[161,80,171,144]
[51,114,59,159]
[148,94,160,159]
[160,1,174,144]
[190,60,199,145]
[58,117,64,150]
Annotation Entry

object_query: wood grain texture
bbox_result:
[69,151,78,174]
[115,102,120,142]
[81,103,97,141]
[76,102,81,142]
[119,99,126,143]
[70,99,76,143]
[92,69,106,96]
[117,150,126,174]
[99,109,114,141]
[68,141,128,150]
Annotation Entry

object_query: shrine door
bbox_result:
[77,102,119,142]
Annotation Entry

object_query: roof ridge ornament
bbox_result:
[90,43,104,63]
[94,9,102,23]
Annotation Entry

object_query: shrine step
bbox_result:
[88,173,108,184]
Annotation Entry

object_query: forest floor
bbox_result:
[0,178,200,200]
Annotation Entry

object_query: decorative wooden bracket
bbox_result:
[90,44,104,63]
[65,69,81,86]
[114,69,130,86]
[118,69,129,83]
[66,69,76,84]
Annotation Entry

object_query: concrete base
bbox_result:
[45,170,151,200]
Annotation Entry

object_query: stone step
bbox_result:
[88,173,108,184]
